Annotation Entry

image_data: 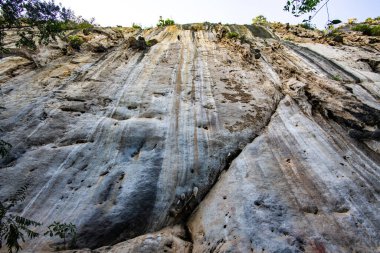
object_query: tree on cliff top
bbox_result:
[284,0,322,16]
[0,0,92,63]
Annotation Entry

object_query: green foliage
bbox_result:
[252,15,268,25]
[284,0,322,16]
[146,39,158,47]
[0,0,74,51]
[157,16,175,27]
[352,24,380,36]
[347,18,357,24]
[352,24,371,34]
[1,184,79,252]
[300,21,315,30]
[365,18,374,24]
[331,74,342,81]
[0,0,93,54]
[371,26,380,36]
[132,23,142,30]
[59,17,94,31]
[226,32,239,39]
[67,35,84,50]
[0,184,41,253]
[44,222,76,246]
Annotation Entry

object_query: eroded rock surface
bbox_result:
[188,97,380,253]
[62,226,191,253]
[0,24,379,252]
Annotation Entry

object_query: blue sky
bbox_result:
[58,0,380,28]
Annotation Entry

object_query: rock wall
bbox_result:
[0,24,379,252]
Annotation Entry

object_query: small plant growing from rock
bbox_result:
[347,18,357,24]
[331,74,342,81]
[226,32,239,39]
[45,222,77,248]
[157,16,175,27]
[299,21,316,30]
[146,39,159,47]
[0,184,41,253]
[1,182,79,252]
[252,15,268,25]
[68,35,84,50]
[132,23,142,30]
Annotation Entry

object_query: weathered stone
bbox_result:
[61,226,191,253]
[188,97,380,253]
[0,24,379,252]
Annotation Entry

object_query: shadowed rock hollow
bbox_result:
[0,23,379,252]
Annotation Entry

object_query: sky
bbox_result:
[57,0,380,29]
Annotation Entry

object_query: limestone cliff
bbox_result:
[0,23,379,252]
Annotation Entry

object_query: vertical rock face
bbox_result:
[0,24,379,252]
[188,97,380,253]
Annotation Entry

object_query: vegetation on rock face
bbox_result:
[132,23,142,30]
[252,15,268,25]
[67,35,84,50]
[352,24,380,36]
[0,0,93,60]
[299,21,316,30]
[59,17,94,31]
[146,39,158,47]
[347,18,358,24]
[0,184,78,252]
[226,31,239,39]
[0,0,73,51]
[44,221,77,248]
[157,16,175,27]
[0,184,41,253]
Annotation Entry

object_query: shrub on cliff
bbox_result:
[299,21,316,30]
[347,18,357,24]
[352,24,380,36]
[132,23,142,30]
[68,35,84,50]
[0,0,92,63]
[157,16,175,27]
[252,15,268,25]
[226,32,239,39]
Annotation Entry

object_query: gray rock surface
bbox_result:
[188,97,380,253]
[62,226,191,253]
[0,24,379,252]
